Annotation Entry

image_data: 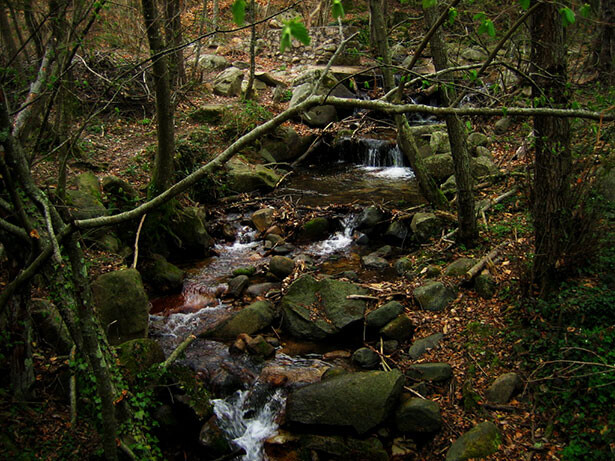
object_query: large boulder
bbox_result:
[269,255,295,279]
[414,281,456,312]
[226,158,280,193]
[251,207,275,232]
[444,258,476,277]
[357,205,386,232]
[116,338,165,379]
[430,131,450,154]
[366,301,404,328]
[411,212,442,242]
[74,172,102,201]
[285,370,404,433]
[101,175,138,212]
[471,156,498,178]
[302,217,329,241]
[424,154,454,183]
[260,126,312,163]
[213,67,244,96]
[485,372,522,404]
[446,421,501,460]
[200,301,275,339]
[139,254,185,294]
[395,397,442,433]
[169,206,214,259]
[281,275,368,340]
[66,189,108,221]
[92,269,149,345]
[380,315,414,341]
[198,54,230,72]
[30,299,72,354]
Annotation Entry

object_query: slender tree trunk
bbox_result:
[192,0,208,81]
[0,2,21,70]
[164,0,185,88]
[588,0,615,83]
[530,0,572,294]
[244,0,256,100]
[22,0,43,59]
[369,0,393,92]
[141,0,176,196]
[424,3,477,245]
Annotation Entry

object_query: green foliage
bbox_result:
[422,0,436,8]
[519,0,530,10]
[331,0,345,19]
[448,7,458,25]
[231,0,246,25]
[280,18,310,53]
[560,7,576,27]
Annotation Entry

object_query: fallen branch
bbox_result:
[131,213,147,269]
[347,294,379,301]
[478,186,520,214]
[160,334,197,369]
[465,242,507,281]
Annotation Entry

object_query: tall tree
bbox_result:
[424,1,477,245]
[164,0,185,88]
[369,0,393,91]
[588,0,615,83]
[530,0,572,293]
[141,0,176,196]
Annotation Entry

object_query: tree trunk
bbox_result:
[424,3,477,245]
[141,0,176,196]
[164,0,185,88]
[0,2,21,70]
[530,0,572,294]
[369,0,393,92]
[192,0,208,81]
[588,0,615,83]
[244,0,257,100]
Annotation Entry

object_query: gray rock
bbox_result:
[213,67,243,96]
[395,257,413,276]
[74,172,102,200]
[441,175,457,195]
[66,189,108,221]
[385,221,409,244]
[395,398,442,433]
[302,217,329,241]
[30,299,72,354]
[444,258,476,277]
[467,132,489,149]
[357,205,385,230]
[228,275,249,297]
[302,104,337,127]
[474,272,496,298]
[430,131,450,154]
[281,275,368,340]
[446,421,501,461]
[375,245,393,257]
[169,206,214,259]
[362,253,389,270]
[245,282,277,298]
[255,71,284,87]
[414,281,456,312]
[411,212,442,242]
[189,104,226,124]
[251,208,275,232]
[354,232,369,245]
[461,47,487,62]
[285,370,404,433]
[92,269,149,345]
[494,116,512,135]
[485,372,522,404]
[226,159,280,193]
[269,255,295,279]
[380,315,414,341]
[471,156,498,178]
[139,254,185,294]
[299,435,388,461]
[198,54,229,72]
[352,347,380,369]
[424,154,455,183]
[407,363,453,383]
[424,264,442,278]
[408,333,444,360]
[383,340,399,354]
[366,301,404,328]
[202,301,274,339]
[475,146,492,159]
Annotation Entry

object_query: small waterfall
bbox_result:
[213,388,286,461]
[307,215,357,255]
[359,138,404,167]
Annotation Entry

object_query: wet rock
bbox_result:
[407,363,453,383]
[293,253,314,266]
[285,369,404,433]
[261,364,327,387]
[139,254,185,294]
[226,159,280,193]
[445,421,501,461]
[362,253,389,270]
[169,206,214,259]
[430,131,450,154]
[30,299,72,354]
[281,275,368,340]
[408,333,444,360]
[322,367,348,381]
[411,212,442,241]
[366,301,404,328]
[395,398,442,433]
[385,221,410,245]
[395,257,413,276]
[299,434,388,461]
[414,281,456,312]
[245,282,277,298]
[260,126,312,163]
[380,315,414,341]
[423,154,455,183]
[494,116,513,135]
[116,338,164,379]
[444,258,476,277]
[357,205,385,231]
[302,217,329,241]
[485,372,522,404]
[92,269,149,345]
[66,189,108,221]
[338,270,359,281]
[264,233,284,247]
[474,272,496,299]
[232,266,256,277]
[228,275,249,297]
[251,207,275,232]
[383,340,399,354]
[202,300,274,339]
[322,350,352,360]
[213,66,244,96]
[269,255,295,279]
[189,104,226,124]
[471,156,499,178]
[246,335,276,358]
[199,416,233,457]
[351,347,380,369]
[375,245,393,258]
[467,132,489,150]
[354,231,369,245]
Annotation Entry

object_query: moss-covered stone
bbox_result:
[139,254,185,294]
[407,363,453,383]
[116,338,165,378]
[269,255,295,279]
[395,398,442,433]
[169,206,214,259]
[232,266,256,277]
[446,421,501,460]
[411,212,442,241]
[444,258,476,277]
[202,301,275,339]
[226,159,280,193]
[189,104,226,124]
[366,301,404,328]
[302,217,329,241]
[380,315,414,341]
[351,347,380,369]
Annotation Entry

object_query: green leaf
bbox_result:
[422,0,436,9]
[448,7,457,25]
[332,0,345,19]
[288,18,310,46]
[473,12,486,22]
[580,3,591,18]
[478,19,495,37]
[519,0,530,10]
[280,27,291,53]
[560,7,575,27]
[468,70,478,81]
[231,0,246,26]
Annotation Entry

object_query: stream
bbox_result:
[149,137,423,460]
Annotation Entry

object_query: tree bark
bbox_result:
[369,0,393,92]
[530,0,572,294]
[164,0,185,88]
[244,0,257,100]
[588,0,615,83]
[141,0,176,196]
[424,3,477,245]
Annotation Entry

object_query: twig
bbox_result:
[346,294,379,300]
[160,334,196,369]
[404,385,427,399]
[132,213,147,269]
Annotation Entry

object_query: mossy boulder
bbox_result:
[281,275,368,340]
[92,269,149,345]
[116,338,165,378]
[380,315,414,341]
[101,175,138,212]
[169,206,214,259]
[351,347,380,369]
[474,272,496,298]
[66,189,108,221]
[408,333,444,360]
[285,370,404,433]
[424,154,454,183]
[395,257,413,276]
[471,156,498,178]
[139,254,185,294]
[444,258,476,277]
[302,217,330,241]
[189,104,226,124]
[485,372,522,404]
[411,212,442,241]
[201,301,275,339]
[269,255,295,279]
[446,421,501,460]
[407,363,453,383]
[366,301,404,328]
[395,397,442,433]
[299,435,388,461]
[414,281,456,312]
[30,299,72,354]
[74,172,102,201]
[226,159,281,193]
[357,205,385,231]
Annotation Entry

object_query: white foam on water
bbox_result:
[360,165,415,179]
[306,215,356,256]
